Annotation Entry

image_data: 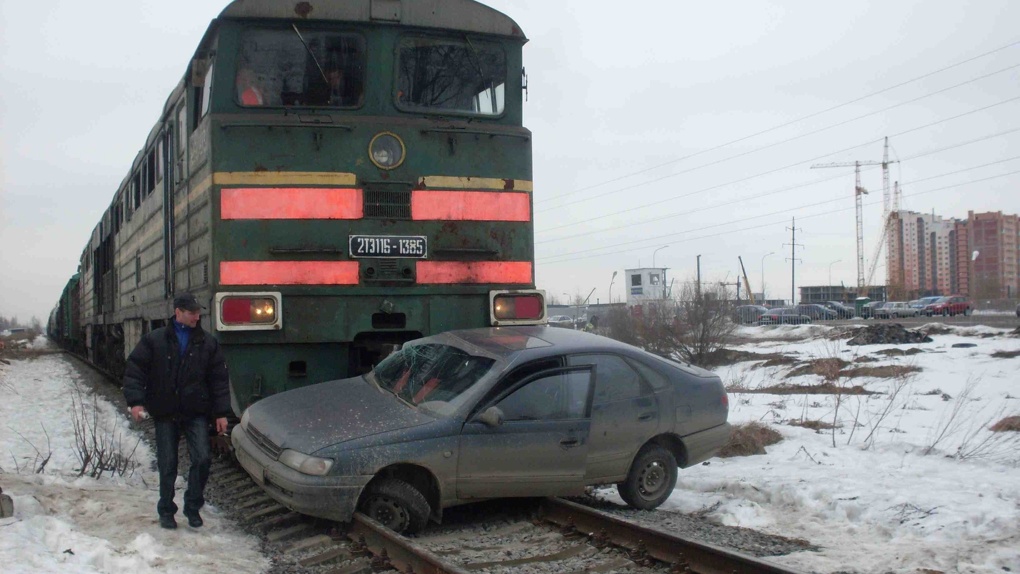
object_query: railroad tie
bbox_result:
[235,494,274,511]
[245,502,286,521]
[267,522,313,543]
[298,546,355,567]
[284,534,333,554]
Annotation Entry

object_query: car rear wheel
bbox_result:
[618,444,678,510]
[359,478,430,534]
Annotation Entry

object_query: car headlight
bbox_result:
[239,409,250,431]
[279,449,334,476]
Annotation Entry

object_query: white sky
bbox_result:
[2,328,1018,572]
[3,0,1020,320]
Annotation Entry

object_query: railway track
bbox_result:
[67,350,807,574]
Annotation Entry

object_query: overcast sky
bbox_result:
[2,0,1019,321]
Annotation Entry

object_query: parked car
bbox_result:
[860,301,886,319]
[795,304,838,321]
[910,296,942,315]
[925,295,973,317]
[757,308,812,325]
[823,301,855,319]
[548,315,574,328]
[734,305,768,324]
[232,326,732,534]
[875,301,917,319]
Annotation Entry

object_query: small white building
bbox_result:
[625,267,669,306]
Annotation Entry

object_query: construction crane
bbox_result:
[812,139,897,294]
[811,160,881,290]
[864,139,900,291]
[738,256,755,305]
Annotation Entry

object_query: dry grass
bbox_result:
[718,422,783,457]
[840,365,923,379]
[787,419,838,431]
[753,382,879,395]
[875,348,924,357]
[990,416,1020,432]
[785,358,850,381]
[991,350,1020,359]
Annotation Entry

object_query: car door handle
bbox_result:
[638,413,655,421]
[560,438,580,448]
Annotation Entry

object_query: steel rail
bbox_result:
[348,513,472,574]
[540,498,806,574]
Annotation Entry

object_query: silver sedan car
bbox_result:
[232,326,731,533]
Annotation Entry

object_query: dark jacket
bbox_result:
[123,320,230,419]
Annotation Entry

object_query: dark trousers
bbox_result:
[154,416,211,517]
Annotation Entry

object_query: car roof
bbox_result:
[432,326,716,378]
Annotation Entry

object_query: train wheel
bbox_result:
[359,478,430,534]
[618,444,677,510]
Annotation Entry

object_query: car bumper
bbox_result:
[682,422,732,466]
[231,425,371,523]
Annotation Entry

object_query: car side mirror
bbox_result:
[474,406,504,428]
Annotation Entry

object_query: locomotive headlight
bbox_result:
[369,132,405,170]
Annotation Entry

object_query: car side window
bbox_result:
[626,358,669,391]
[567,354,650,405]
[496,370,592,421]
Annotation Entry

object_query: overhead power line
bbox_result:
[537,160,1020,264]
[538,99,1020,239]
[538,38,1020,207]
[538,63,1020,214]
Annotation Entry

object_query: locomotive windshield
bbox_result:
[236,27,365,108]
[396,36,506,116]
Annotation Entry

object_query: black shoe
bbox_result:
[159,515,177,529]
[185,512,203,528]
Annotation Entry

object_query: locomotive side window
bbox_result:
[396,36,506,116]
[236,28,365,108]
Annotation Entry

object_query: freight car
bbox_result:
[59,0,544,415]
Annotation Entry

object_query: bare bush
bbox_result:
[8,425,52,473]
[644,282,736,367]
[923,377,979,456]
[70,383,140,479]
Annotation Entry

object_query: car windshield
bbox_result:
[367,343,496,417]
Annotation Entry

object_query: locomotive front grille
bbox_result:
[246,424,283,460]
[364,189,411,219]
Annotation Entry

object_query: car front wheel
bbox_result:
[618,444,678,510]
[359,478,430,534]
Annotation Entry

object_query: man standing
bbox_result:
[123,293,230,530]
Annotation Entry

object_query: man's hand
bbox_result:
[215,417,228,435]
[130,405,147,422]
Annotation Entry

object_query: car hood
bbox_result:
[246,377,435,454]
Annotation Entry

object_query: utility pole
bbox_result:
[696,255,702,300]
[784,217,803,305]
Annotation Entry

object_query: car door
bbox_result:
[567,354,659,481]
[456,365,594,499]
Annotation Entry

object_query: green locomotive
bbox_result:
[68,0,544,415]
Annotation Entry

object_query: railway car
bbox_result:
[48,274,82,352]
[66,0,543,415]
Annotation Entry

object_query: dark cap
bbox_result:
[173,293,204,312]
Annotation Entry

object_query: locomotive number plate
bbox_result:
[349,235,427,258]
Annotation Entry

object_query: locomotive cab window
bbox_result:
[396,36,506,116]
[236,28,365,108]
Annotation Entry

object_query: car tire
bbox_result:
[359,478,430,534]
[618,444,678,510]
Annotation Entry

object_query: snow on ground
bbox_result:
[0,337,267,574]
[661,323,1020,573]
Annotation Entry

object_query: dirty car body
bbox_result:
[232,326,730,533]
